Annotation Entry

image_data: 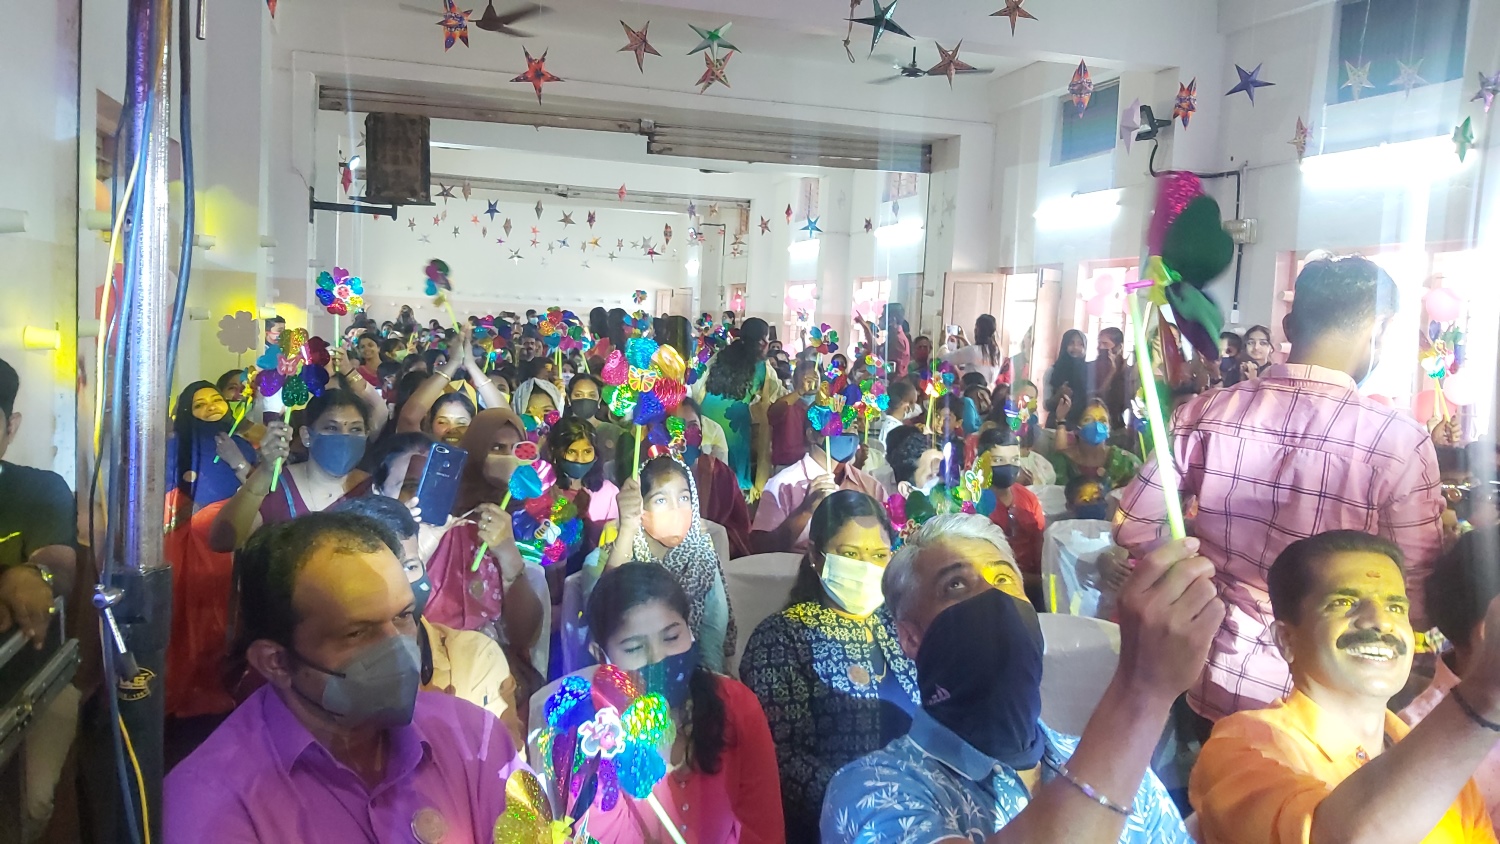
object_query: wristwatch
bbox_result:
[22,561,58,595]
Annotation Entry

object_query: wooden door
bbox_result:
[942,273,1004,338]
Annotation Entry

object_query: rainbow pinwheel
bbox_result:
[809,323,839,355]
[632,290,647,305]
[1420,290,1467,422]
[315,267,364,316]
[600,338,687,478]
[491,768,596,844]
[425,258,463,330]
[919,362,958,430]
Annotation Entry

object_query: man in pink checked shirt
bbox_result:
[1115,255,1444,724]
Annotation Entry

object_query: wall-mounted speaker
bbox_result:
[363,113,431,206]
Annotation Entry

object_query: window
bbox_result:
[1328,0,1469,104]
[1056,80,1121,164]
[795,177,820,222]
[882,172,919,203]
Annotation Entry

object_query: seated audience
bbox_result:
[878,379,919,446]
[1017,417,1056,485]
[676,398,753,559]
[1049,399,1142,491]
[1191,530,1500,843]
[883,425,942,496]
[751,416,887,554]
[584,563,785,843]
[165,512,528,841]
[548,417,620,555]
[741,491,917,840]
[768,359,819,471]
[565,373,627,481]
[822,529,1217,843]
[977,427,1046,583]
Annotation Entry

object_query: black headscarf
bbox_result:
[169,380,234,501]
[917,588,1046,770]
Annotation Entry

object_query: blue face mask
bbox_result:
[631,642,701,711]
[798,394,816,406]
[829,434,860,463]
[1073,503,1109,521]
[309,432,366,476]
[410,572,432,617]
[682,444,702,468]
[1078,420,1110,446]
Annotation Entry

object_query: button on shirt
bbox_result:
[751,454,888,554]
[1115,364,1443,720]
[821,709,1190,844]
[165,686,528,843]
[1191,690,1495,844]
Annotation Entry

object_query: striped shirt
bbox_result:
[1115,364,1443,720]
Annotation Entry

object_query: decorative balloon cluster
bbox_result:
[600,338,687,477]
[314,267,364,316]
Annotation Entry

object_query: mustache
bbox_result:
[1334,629,1408,655]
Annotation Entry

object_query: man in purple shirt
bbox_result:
[166,511,528,843]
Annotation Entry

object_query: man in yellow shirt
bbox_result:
[1190,530,1500,843]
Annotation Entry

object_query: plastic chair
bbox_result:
[1037,612,1120,736]
[721,552,803,675]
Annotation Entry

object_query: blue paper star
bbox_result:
[801,217,823,236]
[849,0,912,56]
[1226,63,1274,104]
[485,200,500,220]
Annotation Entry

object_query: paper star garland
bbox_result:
[511,47,563,104]
[618,184,628,200]
[864,218,874,233]
[990,0,1037,35]
[1173,79,1198,128]
[437,0,472,51]
[1342,61,1374,101]
[1473,71,1500,113]
[407,218,416,230]
[697,51,733,93]
[483,200,499,221]
[559,212,575,227]
[849,0,912,56]
[1454,117,1476,162]
[503,218,513,236]
[1067,60,1094,115]
[1289,117,1312,162]
[759,217,770,234]
[436,183,455,202]
[802,217,823,236]
[461,180,472,200]
[1226,62,1274,104]
[688,23,737,55]
[1119,97,1142,152]
[534,201,544,219]
[1391,60,1427,97]
[587,211,597,228]
[927,42,977,88]
[619,20,661,72]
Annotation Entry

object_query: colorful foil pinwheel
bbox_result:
[599,338,687,478]
[920,362,958,430]
[314,267,364,317]
[425,258,463,330]
[530,665,684,844]
[263,327,317,493]
[1421,292,1467,422]
[491,768,595,844]
[809,323,839,355]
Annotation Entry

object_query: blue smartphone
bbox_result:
[414,442,467,526]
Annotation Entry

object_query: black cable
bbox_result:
[1146,137,1247,312]
[165,0,195,390]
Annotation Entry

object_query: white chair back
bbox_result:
[1038,613,1120,736]
[721,552,803,675]
[1040,519,1116,618]
[1031,483,1069,523]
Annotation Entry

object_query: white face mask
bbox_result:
[820,553,887,617]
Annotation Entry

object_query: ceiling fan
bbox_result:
[397,1,545,38]
[872,47,994,84]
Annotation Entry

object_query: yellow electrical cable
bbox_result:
[117,713,152,844]
[92,152,143,453]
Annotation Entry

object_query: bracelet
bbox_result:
[1450,685,1500,732]
[1048,761,1134,817]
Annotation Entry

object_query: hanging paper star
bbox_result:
[641,237,654,252]
[559,212,575,227]
[1454,117,1476,162]
[759,216,770,234]
[630,240,639,249]
[340,162,353,194]
[696,51,733,93]
[618,20,661,72]
[663,224,673,244]
[432,214,441,226]
[482,225,487,237]
[708,203,720,218]
[608,252,617,260]
[687,23,737,55]
[686,201,697,218]
[509,249,524,262]
[419,234,431,243]
[470,215,480,225]
[557,237,569,248]
[1342,61,1374,101]
[530,237,540,247]
[582,260,591,269]
[731,233,745,246]
[1473,71,1500,113]
[1118,97,1142,152]
[645,245,662,261]
[990,0,1037,34]
[802,217,823,236]
[892,200,900,218]
[461,180,473,200]
[452,226,460,238]
[534,201,544,219]
[530,226,540,236]
[1391,60,1427,98]
[1226,62,1274,104]
[1067,60,1094,115]
[407,218,416,230]
[849,0,912,55]
[495,237,505,245]
[616,238,625,249]
[436,183,455,202]
[927,42,977,88]
[511,47,563,104]
[547,243,556,253]
[586,211,596,228]
[864,218,874,233]
[1289,117,1312,163]
[484,200,499,220]
[588,237,601,249]
[1173,79,1198,128]
[265,0,276,17]
[441,210,447,221]
[503,218,513,236]
[785,204,793,223]
[437,0,472,51]
[618,184,628,200]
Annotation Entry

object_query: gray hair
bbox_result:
[883,513,1017,622]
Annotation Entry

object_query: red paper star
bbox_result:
[1173,78,1198,128]
[437,0,472,51]
[432,215,441,226]
[619,21,661,73]
[759,216,770,234]
[927,42,976,88]
[697,51,733,93]
[785,205,793,223]
[511,48,563,104]
[470,215,479,225]
[618,184,627,200]
[340,163,353,194]
[990,0,1036,34]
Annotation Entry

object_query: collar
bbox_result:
[261,684,430,783]
[1261,364,1358,392]
[907,707,1057,784]
[1280,689,1408,764]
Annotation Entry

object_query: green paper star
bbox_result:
[687,23,737,55]
[849,0,912,56]
[1453,117,1475,162]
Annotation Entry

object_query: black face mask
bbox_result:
[631,642,700,711]
[570,398,600,420]
[991,465,1020,489]
[917,588,1046,770]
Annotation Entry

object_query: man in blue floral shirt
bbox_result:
[822,515,1223,844]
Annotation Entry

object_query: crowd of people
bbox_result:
[2,254,1498,843]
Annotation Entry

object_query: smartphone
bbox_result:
[946,324,960,336]
[413,442,468,526]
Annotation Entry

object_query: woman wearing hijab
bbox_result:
[547,416,619,557]
[163,381,260,718]
[586,456,736,673]
[696,317,782,493]
[739,490,917,840]
[512,377,565,440]
[1046,328,1089,429]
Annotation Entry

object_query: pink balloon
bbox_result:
[1365,393,1393,408]
[1424,288,1464,323]
[1094,274,1122,297]
[1412,389,1437,424]
[1085,293,1112,317]
[1443,370,1481,407]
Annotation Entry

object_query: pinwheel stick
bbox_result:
[926,395,936,432]
[269,407,293,493]
[471,491,514,572]
[212,403,247,464]
[825,436,833,474]
[1436,379,1451,423]
[646,794,688,844]
[633,424,643,481]
[1126,292,1185,540]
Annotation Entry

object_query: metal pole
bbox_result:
[111,0,174,839]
